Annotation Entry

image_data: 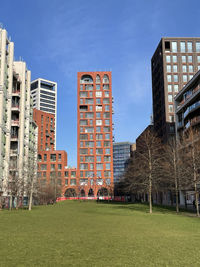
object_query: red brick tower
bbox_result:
[77,72,113,197]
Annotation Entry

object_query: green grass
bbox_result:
[1,201,200,266]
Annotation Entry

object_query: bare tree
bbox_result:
[181,128,200,217]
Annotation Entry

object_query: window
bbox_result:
[103,98,109,104]
[89,92,93,97]
[104,91,109,97]
[80,92,88,97]
[90,149,93,154]
[80,120,88,126]
[50,154,56,161]
[188,65,193,72]
[168,85,172,92]
[169,105,173,112]
[173,75,178,82]
[90,164,94,170]
[80,134,88,140]
[51,164,55,170]
[85,99,93,104]
[97,156,101,162]
[169,115,174,122]
[90,134,93,139]
[85,141,94,147]
[89,106,93,111]
[104,156,111,162]
[182,65,187,72]
[96,84,100,90]
[96,179,103,185]
[44,154,47,161]
[43,172,46,177]
[96,105,102,111]
[196,42,200,52]
[103,84,109,90]
[96,91,102,97]
[80,85,83,90]
[96,74,101,83]
[105,133,110,139]
[85,156,94,162]
[80,163,88,170]
[96,148,103,154]
[72,171,77,179]
[106,163,111,170]
[182,56,186,63]
[188,56,193,63]
[65,171,68,177]
[172,42,177,52]
[106,179,111,185]
[197,56,200,63]
[103,113,110,118]
[58,164,62,170]
[96,163,103,170]
[105,105,110,111]
[104,126,110,132]
[70,179,76,186]
[58,172,61,178]
[89,119,93,125]
[96,113,101,119]
[104,171,111,178]
[168,95,173,102]
[189,75,193,80]
[172,56,177,63]
[183,75,187,82]
[180,42,185,52]
[65,179,68,185]
[58,154,61,161]
[104,141,110,147]
[96,120,102,126]
[41,164,47,170]
[167,75,172,82]
[85,127,94,133]
[80,148,88,154]
[85,113,94,119]
[105,119,110,125]
[80,113,84,119]
[96,134,103,140]
[103,74,109,83]
[96,126,101,132]
[96,98,101,104]
[173,65,177,72]
[187,42,193,52]
[96,141,101,147]
[96,171,102,177]
[105,148,110,154]
[174,85,179,92]
[166,65,171,73]
[166,55,171,63]
[198,66,200,71]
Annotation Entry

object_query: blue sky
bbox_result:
[1,0,200,166]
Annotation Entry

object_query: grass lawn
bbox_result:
[0,201,200,266]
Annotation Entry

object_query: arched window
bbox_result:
[80,75,93,84]
[38,154,42,162]
[64,188,77,197]
[96,74,101,84]
[103,74,109,83]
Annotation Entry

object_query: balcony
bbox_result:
[11,135,18,141]
[12,90,20,97]
[11,120,19,127]
[10,149,18,156]
[11,103,20,111]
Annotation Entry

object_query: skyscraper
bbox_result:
[31,78,57,148]
[151,38,200,141]
[77,72,113,197]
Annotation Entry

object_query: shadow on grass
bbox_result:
[99,201,197,215]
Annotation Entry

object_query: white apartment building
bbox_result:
[0,27,37,198]
[31,78,57,148]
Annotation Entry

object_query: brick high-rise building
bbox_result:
[77,72,114,197]
[33,109,55,151]
[151,38,200,141]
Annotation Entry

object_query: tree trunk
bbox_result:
[149,175,152,214]
[9,195,12,210]
[194,180,199,217]
[28,178,34,211]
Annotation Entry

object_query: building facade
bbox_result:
[151,38,200,141]
[33,109,55,151]
[0,27,38,197]
[113,142,133,184]
[77,72,114,197]
[37,150,68,194]
[31,78,57,148]
[175,69,200,137]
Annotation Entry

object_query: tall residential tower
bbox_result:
[151,38,200,141]
[77,72,113,196]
